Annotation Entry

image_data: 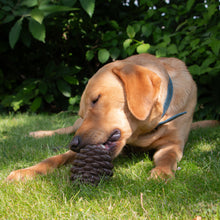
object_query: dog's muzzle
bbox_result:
[69,129,121,153]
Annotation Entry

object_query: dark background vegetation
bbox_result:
[0,0,219,120]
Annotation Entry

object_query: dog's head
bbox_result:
[69,61,162,158]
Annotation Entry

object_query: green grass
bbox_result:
[0,113,219,219]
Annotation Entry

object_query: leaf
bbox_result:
[133,23,141,33]
[39,5,79,16]
[109,47,120,60]
[45,94,54,103]
[2,6,12,11]
[111,39,118,47]
[72,65,82,73]
[30,97,42,112]
[110,20,119,30]
[21,29,32,47]
[186,0,195,12]
[126,44,136,56]
[79,0,95,17]
[139,0,148,6]
[201,57,216,69]
[176,20,188,31]
[21,0,38,7]
[207,4,217,19]
[188,64,201,75]
[39,81,48,95]
[210,39,220,56]
[98,49,110,64]
[141,23,153,37]
[123,39,133,50]
[9,18,23,49]
[136,44,150,54]
[28,18,46,43]
[86,50,95,61]
[190,39,200,49]
[156,48,167,57]
[163,35,171,45]
[63,76,79,85]
[31,8,44,24]
[167,44,178,54]
[12,100,23,111]
[61,0,77,7]
[2,15,15,24]
[57,80,71,97]
[103,31,117,41]
[126,25,136,38]
[69,95,80,105]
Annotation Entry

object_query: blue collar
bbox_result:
[157,76,187,128]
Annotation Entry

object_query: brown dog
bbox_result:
[7,54,219,181]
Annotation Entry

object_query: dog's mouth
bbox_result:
[99,129,121,151]
[70,129,121,153]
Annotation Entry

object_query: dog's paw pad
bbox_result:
[6,169,37,182]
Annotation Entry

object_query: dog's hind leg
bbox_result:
[29,118,83,138]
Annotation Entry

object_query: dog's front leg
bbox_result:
[6,150,76,181]
[150,145,183,179]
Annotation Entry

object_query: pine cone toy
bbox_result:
[70,145,114,185]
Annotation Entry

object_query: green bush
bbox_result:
[0,0,219,120]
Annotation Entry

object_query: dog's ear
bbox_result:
[112,64,161,120]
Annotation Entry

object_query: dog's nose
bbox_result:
[108,129,121,142]
[69,136,81,152]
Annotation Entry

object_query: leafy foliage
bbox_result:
[0,0,219,119]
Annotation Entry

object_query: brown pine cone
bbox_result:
[70,145,114,185]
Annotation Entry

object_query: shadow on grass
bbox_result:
[1,114,219,217]
[0,113,77,167]
[40,126,220,217]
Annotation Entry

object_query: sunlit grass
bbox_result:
[0,113,219,219]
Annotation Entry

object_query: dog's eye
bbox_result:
[91,95,101,105]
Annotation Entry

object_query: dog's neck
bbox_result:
[157,76,187,128]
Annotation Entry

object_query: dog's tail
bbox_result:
[191,120,220,130]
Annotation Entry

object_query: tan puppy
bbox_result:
[7,54,219,181]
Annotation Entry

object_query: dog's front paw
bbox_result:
[6,168,37,182]
[150,167,174,180]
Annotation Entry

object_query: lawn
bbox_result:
[0,113,219,219]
